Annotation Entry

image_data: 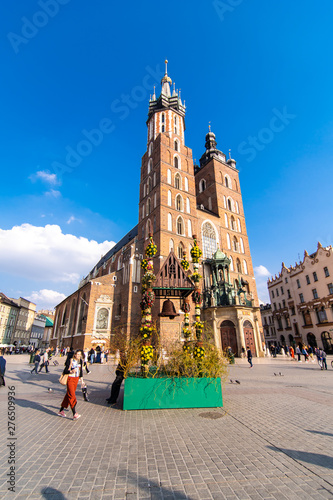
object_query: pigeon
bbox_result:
[235,380,241,384]
[230,379,233,383]
[274,373,277,376]
[48,388,53,392]
[279,372,284,376]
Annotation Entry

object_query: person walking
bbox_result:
[38,349,50,373]
[296,345,302,362]
[302,346,308,362]
[246,346,253,368]
[58,350,83,420]
[0,349,6,387]
[106,353,127,406]
[81,349,91,374]
[319,348,327,370]
[31,349,41,374]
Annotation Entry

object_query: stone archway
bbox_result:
[243,320,255,355]
[220,320,238,354]
[321,331,333,354]
[307,332,317,349]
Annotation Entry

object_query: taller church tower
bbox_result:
[138,61,264,355]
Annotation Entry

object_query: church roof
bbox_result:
[95,225,138,272]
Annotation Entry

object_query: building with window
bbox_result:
[10,297,36,347]
[267,242,333,353]
[260,303,277,350]
[51,62,263,356]
[0,293,20,346]
[29,314,47,348]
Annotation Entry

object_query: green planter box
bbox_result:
[123,376,223,410]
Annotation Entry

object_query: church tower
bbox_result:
[138,61,264,355]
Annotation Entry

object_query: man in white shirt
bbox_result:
[38,349,50,373]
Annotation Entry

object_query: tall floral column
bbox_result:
[180,253,192,353]
[190,236,205,361]
[140,234,157,374]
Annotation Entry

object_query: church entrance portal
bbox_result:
[243,320,256,355]
[220,320,238,354]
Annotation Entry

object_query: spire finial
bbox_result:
[208,121,211,132]
[165,59,168,75]
[229,149,231,159]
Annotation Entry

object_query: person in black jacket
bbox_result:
[247,346,253,368]
[106,353,127,406]
[31,349,41,374]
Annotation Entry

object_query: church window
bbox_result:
[240,237,245,253]
[153,172,156,187]
[202,221,217,259]
[230,216,236,230]
[148,158,152,174]
[176,216,184,235]
[236,258,242,273]
[154,192,157,208]
[174,156,180,169]
[199,179,206,192]
[237,218,241,232]
[168,213,172,231]
[167,169,171,184]
[161,113,165,123]
[234,179,238,191]
[146,198,151,215]
[145,219,151,239]
[223,196,226,208]
[243,259,248,274]
[168,190,172,206]
[186,197,190,213]
[188,219,192,237]
[169,238,174,252]
[174,139,178,151]
[176,194,183,211]
[148,177,152,193]
[233,236,238,252]
[117,255,123,270]
[224,213,228,228]
[175,173,181,189]
[153,216,156,233]
[142,205,145,220]
[230,256,234,272]
[148,142,153,156]
[174,116,178,134]
[184,177,188,192]
[162,125,165,133]
[227,233,231,249]
[227,198,232,211]
[178,242,184,259]
[225,176,229,188]
[208,197,212,211]
[143,184,146,197]
[236,201,239,214]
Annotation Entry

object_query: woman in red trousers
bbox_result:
[58,350,83,420]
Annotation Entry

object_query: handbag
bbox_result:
[59,373,68,385]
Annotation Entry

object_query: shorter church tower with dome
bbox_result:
[51,62,264,357]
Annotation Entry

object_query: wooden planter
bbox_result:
[123,376,223,410]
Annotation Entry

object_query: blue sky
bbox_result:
[1,0,333,308]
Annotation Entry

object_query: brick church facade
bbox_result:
[51,62,264,357]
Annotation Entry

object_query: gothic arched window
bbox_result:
[184,177,189,192]
[174,156,179,169]
[176,194,183,211]
[167,169,172,184]
[236,258,242,273]
[175,173,181,189]
[178,242,184,259]
[200,179,206,192]
[186,198,190,213]
[174,140,178,151]
[202,221,217,259]
[176,216,184,235]
[168,213,172,231]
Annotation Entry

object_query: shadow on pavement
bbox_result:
[267,445,333,469]
[41,487,67,499]
[306,429,333,438]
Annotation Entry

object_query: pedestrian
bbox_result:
[302,346,308,362]
[247,346,253,368]
[38,349,50,373]
[106,353,127,406]
[31,349,41,374]
[58,350,83,420]
[0,349,6,386]
[319,348,327,370]
[81,349,91,374]
[289,346,294,359]
[296,346,302,362]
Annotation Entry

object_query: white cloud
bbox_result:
[30,169,61,186]
[67,215,82,224]
[254,265,271,304]
[45,189,61,198]
[27,289,66,310]
[254,265,271,277]
[0,224,115,285]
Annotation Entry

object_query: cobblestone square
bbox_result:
[0,355,333,499]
